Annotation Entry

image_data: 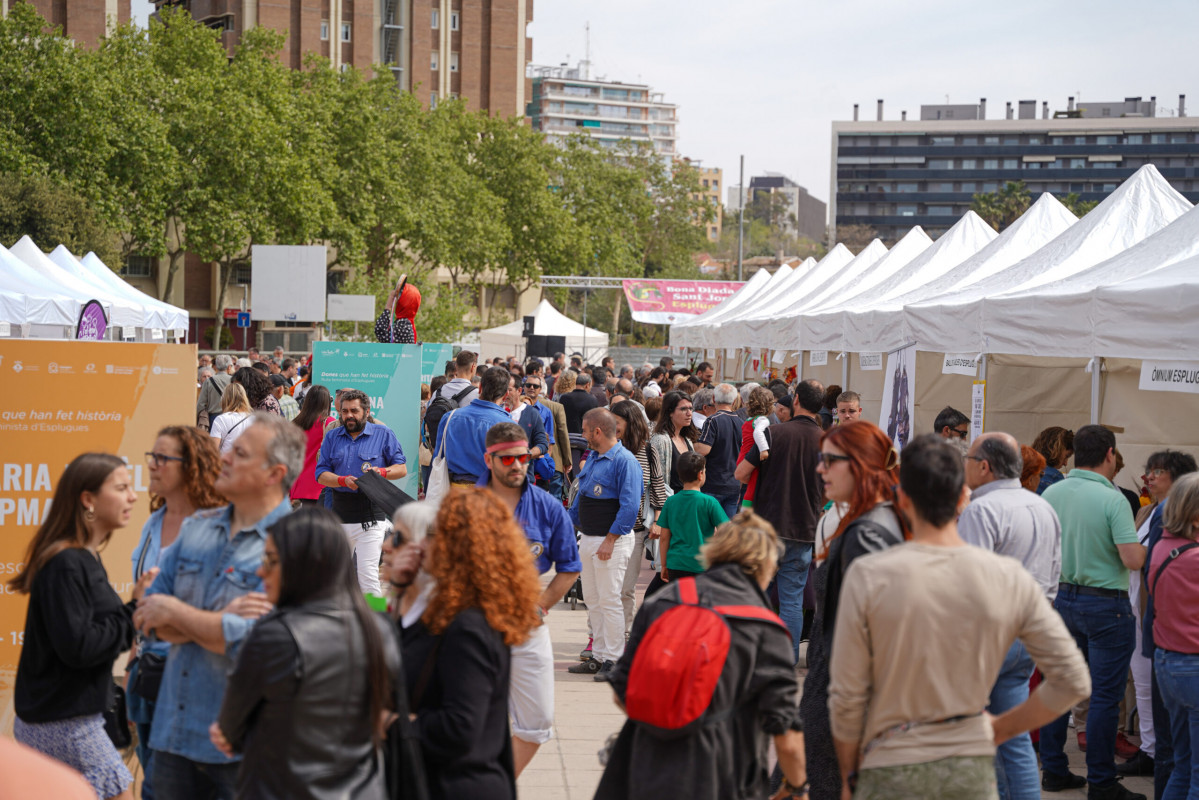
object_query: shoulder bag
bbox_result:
[424,409,457,504]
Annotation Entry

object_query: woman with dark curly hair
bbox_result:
[400,488,542,800]
[1031,426,1074,495]
[126,427,225,798]
[800,421,907,800]
[232,366,282,416]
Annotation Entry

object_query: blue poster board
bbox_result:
[420,343,456,385]
[311,342,423,498]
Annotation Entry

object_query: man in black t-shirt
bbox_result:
[694,383,744,519]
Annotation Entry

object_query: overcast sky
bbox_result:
[135,0,1197,205]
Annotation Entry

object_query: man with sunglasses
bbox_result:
[479,423,580,777]
[519,374,570,500]
[934,406,972,455]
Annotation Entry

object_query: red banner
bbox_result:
[622,279,745,324]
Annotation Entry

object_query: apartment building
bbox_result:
[9,0,130,46]
[526,61,678,158]
[728,172,827,242]
[691,163,723,241]
[832,94,1199,242]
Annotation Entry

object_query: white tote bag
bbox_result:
[424,409,456,503]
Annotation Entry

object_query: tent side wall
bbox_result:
[981,354,1092,449]
[912,352,974,437]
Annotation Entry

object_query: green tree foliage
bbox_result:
[972,181,1032,232]
[1058,193,1099,218]
[0,173,119,264]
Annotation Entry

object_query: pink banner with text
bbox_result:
[622,279,745,324]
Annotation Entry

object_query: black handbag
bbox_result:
[104,681,133,749]
[130,651,166,701]
[384,637,438,800]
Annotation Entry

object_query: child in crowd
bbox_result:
[646,452,729,597]
[738,387,777,509]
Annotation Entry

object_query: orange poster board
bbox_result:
[0,341,196,734]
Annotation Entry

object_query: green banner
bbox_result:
[420,342,456,385]
[311,342,424,498]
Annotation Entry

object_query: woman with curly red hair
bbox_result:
[400,487,541,800]
[800,420,908,800]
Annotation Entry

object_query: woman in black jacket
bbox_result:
[399,488,542,800]
[211,509,401,800]
[800,421,907,800]
[10,453,159,800]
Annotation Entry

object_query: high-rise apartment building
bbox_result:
[727,173,827,243]
[9,0,130,46]
[832,94,1199,243]
[691,163,723,241]
[151,0,531,116]
[526,61,677,158]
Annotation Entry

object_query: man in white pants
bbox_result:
[568,408,644,681]
[315,389,407,595]
[479,422,580,777]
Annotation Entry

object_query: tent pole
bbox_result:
[583,290,588,363]
[1090,357,1101,425]
[840,352,848,389]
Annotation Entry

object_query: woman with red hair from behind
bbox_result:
[399,488,542,800]
[799,421,909,800]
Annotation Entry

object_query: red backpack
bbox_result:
[624,576,788,736]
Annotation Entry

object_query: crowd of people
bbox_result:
[5,344,1198,800]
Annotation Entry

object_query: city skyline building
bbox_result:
[831,94,1199,243]
[728,172,827,243]
[11,0,130,46]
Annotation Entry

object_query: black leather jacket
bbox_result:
[219,598,402,800]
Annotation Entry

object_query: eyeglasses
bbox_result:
[1147,468,1168,478]
[817,453,851,466]
[965,455,986,463]
[676,406,693,413]
[952,427,971,439]
[495,453,532,466]
[145,452,185,467]
[524,382,542,390]
[260,553,279,570]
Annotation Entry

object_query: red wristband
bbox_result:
[337,475,348,487]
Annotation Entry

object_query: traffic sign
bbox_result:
[236,312,251,328]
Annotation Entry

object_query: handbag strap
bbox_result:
[434,409,456,460]
[1150,542,1199,595]
[135,526,152,581]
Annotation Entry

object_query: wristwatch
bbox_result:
[782,778,809,796]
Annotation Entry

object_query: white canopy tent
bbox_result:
[55,247,189,333]
[904,164,1191,354]
[805,211,997,351]
[726,240,886,351]
[692,264,797,350]
[479,299,609,363]
[0,242,79,328]
[9,236,143,330]
[669,268,772,348]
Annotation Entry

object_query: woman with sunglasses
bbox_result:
[211,508,400,799]
[799,421,907,800]
[648,391,698,540]
[127,427,225,799]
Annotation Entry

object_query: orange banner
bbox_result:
[0,341,196,734]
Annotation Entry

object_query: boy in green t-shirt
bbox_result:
[647,452,730,597]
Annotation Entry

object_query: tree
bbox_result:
[972,181,1032,232]
[0,173,119,264]
[833,224,879,254]
[1057,193,1099,218]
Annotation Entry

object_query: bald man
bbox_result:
[959,431,1064,798]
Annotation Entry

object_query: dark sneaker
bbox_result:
[593,660,616,682]
[579,638,593,661]
[1088,780,1147,800]
[1043,770,1087,792]
[1116,751,1154,777]
[568,657,601,675]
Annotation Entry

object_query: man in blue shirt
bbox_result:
[133,413,304,800]
[435,366,514,485]
[567,407,643,680]
[315,389,407,595]
[478,421,580,776]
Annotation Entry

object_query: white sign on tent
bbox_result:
[1139,360,1199,395]
[942,354,979,376]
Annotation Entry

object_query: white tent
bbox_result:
[9,236,143,330]
[693,264,795,349]
[52,247,188,333]
[807,211,997,351]
[479,299,609,363]
[732,240,886,351]
[0,243,79,328]
[981,201,1199,358]
[669,268,772,348]
[704,253,827,349]
[905,164,1191,354]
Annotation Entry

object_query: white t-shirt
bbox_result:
[642,381,662,399]
[210,412,252,453]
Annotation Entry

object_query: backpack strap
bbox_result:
[451,385,473,404]
[714,604,790,633]
[677,576,699,605]
[1150,542,1199,595]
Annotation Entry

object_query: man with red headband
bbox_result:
[374,275,421,344]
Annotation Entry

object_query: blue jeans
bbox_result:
[549,470,565,502]
[1156,660,1177,800]
[1156,649,1199,800]
[153,750,239,800]
[988,640,1039,800]
[1039,589,1136,786]
[710,490,741,521]
[777,540,814,663]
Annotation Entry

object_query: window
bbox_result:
[320,19,329,40]
[1070,183,1085,192]
[897,204,917,216]
[122,255,155,278]
[235,264,253,284]
[960,159,977,169]
[1074,136,1087,145]
[431,9,439,28]
[928,205,955,215]
[450,12,459,30]
[936,182,954,192]
[982,182,998,192]
[1093,161,1116,169]
[430,91,438,109]
[712,180,719,189]
[960,182,976,192]
[430,52,438,70]
[1126,134,1144,144]
[983,136,999,145]
[1069,158,1087,169]
[896,182,917,193]
[1051,136,1065,145]
[340,22,351,42]
[1003,136,1019,145]
[1171,134,1190,143]
[961,136,977,146]
[701,179,708,188]
[1151,133,1167,144]
[1002,159,1018,169]
[927,158,952,169]
[1096,135,1117,145]
[1025,162,1041,170]
[450,52,459,71]
[930,136,955,146]
[983,159,999,169]
[1028,136,1042,145]
[1100,183,1118,192]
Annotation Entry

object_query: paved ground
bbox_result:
[520,565,1156,800]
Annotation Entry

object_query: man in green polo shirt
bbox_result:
[1038,425,1146,800]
